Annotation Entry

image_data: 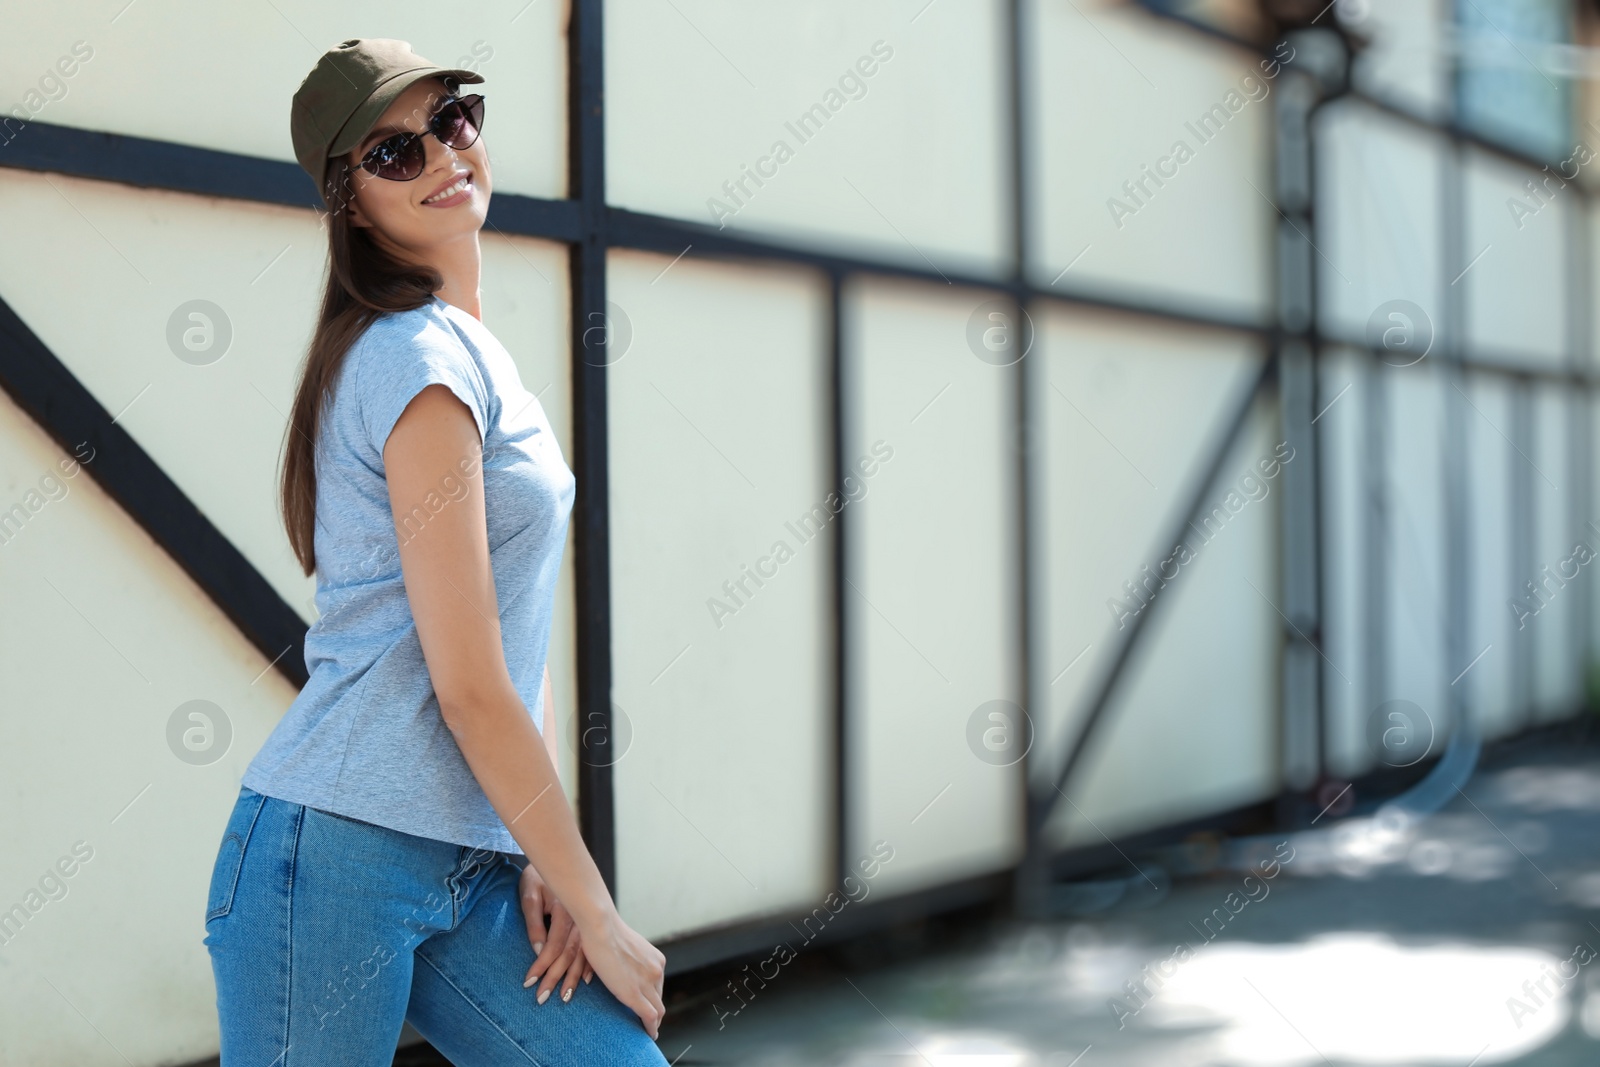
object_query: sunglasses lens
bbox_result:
[364,134,424,180]
[436,95,484,151]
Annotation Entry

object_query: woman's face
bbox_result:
[342,76,491,257]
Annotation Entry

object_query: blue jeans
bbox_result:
[203,786,669,1066]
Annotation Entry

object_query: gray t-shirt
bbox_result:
[242,294,574,855]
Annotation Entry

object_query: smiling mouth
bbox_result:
[422,172,473,205]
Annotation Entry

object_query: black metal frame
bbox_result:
[0,296,312,686]
[1,0,1594,978]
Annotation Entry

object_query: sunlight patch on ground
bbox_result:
[1126,932,1576,1064]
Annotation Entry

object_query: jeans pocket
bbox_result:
[206,786,267,923]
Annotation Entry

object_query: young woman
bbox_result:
[202,39,668,1064]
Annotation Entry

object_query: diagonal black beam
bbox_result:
[0,294,309,687]
[1028,354,1278,835]
[0,118,584,240]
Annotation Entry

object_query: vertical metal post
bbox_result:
[829,269,849,892]
[1567,183,1592,710]
[1363,355,1389,735]
[1511,382,1535,728]
[1442,140,1469,745]
[568,0,616,890]
[1275,69,1323,804]
[1008,0,1049,917]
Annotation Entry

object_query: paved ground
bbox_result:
[398,717,1600,1066]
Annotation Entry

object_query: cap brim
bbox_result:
[326,66,486,164]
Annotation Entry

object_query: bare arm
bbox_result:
[511,665,559,862]
[542,663,559,785]
[383,383,663,1034]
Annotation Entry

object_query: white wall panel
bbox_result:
[0,3,566,199]
[1463,372,1519,742]
[1316,101,1444,350]
[1319,348,1370,778]
[1045,391,1281,848]
[477,236,582,799]
[1591,204,1600,366]
[0,389,299,1066]
[1384,362,1448,750]
[842,278,1023,899]
[1029,304,1264,791]
[1531,385,1579,719]
[607,251,832,941]
[606,0,1008,276]
[1462,148,1567,366]
[1026,0,1271,322]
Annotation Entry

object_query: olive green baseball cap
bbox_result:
[290,38,484,206]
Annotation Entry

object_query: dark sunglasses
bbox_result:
[357,94,486,182]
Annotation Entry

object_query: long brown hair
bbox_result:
[279,153,442,576]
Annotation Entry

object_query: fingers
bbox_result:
[535,925,582,1004]
[521,902,551,988]
[561,945,587,1003]
[634,993,663,1039]
[524,941,560,991]
[519,883,547,957]
[546,901,575,946]
[626,965,666,1038]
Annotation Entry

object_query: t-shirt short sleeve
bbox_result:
[356,323,490,458]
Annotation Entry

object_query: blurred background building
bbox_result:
[3,0,1600,1063]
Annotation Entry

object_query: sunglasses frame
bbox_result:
[356,92,486,182]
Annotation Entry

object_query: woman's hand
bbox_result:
[522,862,665,1036]
[575,902,667,1039]
[519,863,593,1004]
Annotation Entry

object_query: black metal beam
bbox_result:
[659,869,1008,978]
[0,117,584,239]
[567,0,617,892]
[0,294,309,687]
[1330,340,1599,386]
[828,270,850,899]
[0,118,1272,341]
[1007,0,1047,916]
[0,118,320,209]
[605,205,1271,338]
